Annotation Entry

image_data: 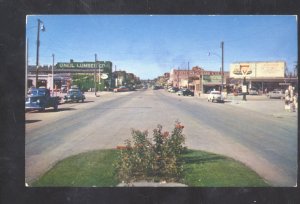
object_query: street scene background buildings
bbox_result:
[25,15,298,187]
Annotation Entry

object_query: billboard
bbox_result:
[230,61,285,78]
[203,75,222,84]
[56,61,112,70]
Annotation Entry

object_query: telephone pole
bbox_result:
[35,19,45,87]
[94,54,97,96]
[187,61,190,89]
[52,54,55,96]
[221,41,224,92]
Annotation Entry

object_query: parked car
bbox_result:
[169,87,179,93]
[26,88,60,111]
[60,85,68,93]
[268,90,285,99]
[63,89,85,103]
[114,86,129,92]
[177,89,194,96]
[207,91,224,103]
[248,89,258,95]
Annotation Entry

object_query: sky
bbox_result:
[26,15,297,79]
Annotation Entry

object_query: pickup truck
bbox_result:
[26,88,60,111]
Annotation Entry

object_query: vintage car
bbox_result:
[63,89,85,103]
[25,88,60,111]
[268,90,285,99]
[207,90,224,103]
[248,89,259,95]
[168,87,179,93]
[177,89,194,96]
[113,86,129,92]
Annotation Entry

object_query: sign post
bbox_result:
[240,65,250,101]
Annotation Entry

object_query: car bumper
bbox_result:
[25,104,44,111]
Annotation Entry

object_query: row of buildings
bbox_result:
[27,60,141,92]
[156,61,298,96]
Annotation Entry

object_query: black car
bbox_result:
[63,89,85,103]
[177,89,194,96]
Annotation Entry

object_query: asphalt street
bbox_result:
[25,89,298,186]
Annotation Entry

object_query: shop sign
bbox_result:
[56,61,111,69]
[203,75,222,84]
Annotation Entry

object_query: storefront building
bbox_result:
[28,60,114,91]
[168,66,229,96]
[229,61,298,93]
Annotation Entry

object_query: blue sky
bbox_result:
[26,15,297,79]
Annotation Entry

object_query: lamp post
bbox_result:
[208,41,224,92]
[35,19,45,87]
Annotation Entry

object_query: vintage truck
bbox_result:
[25,88,60,111]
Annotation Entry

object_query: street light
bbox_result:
[35,19,45,87]
[208,41,224,92]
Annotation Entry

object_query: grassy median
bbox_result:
[31,149,269,187]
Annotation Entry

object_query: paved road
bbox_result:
[25,89,297,186]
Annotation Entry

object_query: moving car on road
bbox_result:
[207,90,224,103]
[26,87,60,111]
[63,89,85,103]
[114,86,129,92]
[267,90,285,99]
[177,89,194,96]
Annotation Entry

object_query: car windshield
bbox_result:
[69,91,79,94]
[31,90,46,96]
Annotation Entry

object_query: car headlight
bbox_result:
[36,99,40,104]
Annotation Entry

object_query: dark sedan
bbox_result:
[63,89,85,103]
[177,89,194,96]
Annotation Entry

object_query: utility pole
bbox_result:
[177,67,180,88]
[221,41,224,92]
[35,19,45,87]
[52,54,55,96]
[35,19,41,87]
[188,61,190,89]
[94,54,97,96]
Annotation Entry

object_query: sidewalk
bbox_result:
[54,91,113,99]
[226,96,297,118]
[199,93,297,118]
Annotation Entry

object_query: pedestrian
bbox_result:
[284,89,290,111]
[293,93,298,111]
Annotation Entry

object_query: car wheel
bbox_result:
[53,103,58,111]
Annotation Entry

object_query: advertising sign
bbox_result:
[56,61,112,70]
[101,73,108,79]
[203,75,222,84]
[230,61,285,78]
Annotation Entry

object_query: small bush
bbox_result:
[115,121,186,183]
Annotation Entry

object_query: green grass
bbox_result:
[31,149,269,187]
[180,149,269,187]
[32,149,119,187]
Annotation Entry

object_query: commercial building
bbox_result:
[168,66,229,96]
[27,59,140,92]
[229,61,298,92]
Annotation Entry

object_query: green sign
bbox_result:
[56,61,112,70]
[203,75,222,84]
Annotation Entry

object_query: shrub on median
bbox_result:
[115,121,186,183]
